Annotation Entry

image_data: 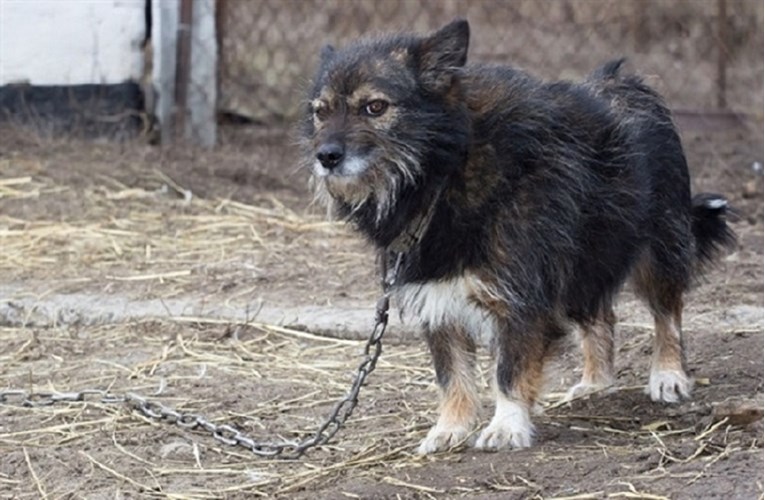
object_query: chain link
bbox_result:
[0,253,403,460]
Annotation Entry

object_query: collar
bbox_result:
[387,183,444,253]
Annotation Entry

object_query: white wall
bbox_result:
[0,0,145,85]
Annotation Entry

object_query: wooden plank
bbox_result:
[152,0,179,143]
[188,0,217,147]
[152,0,216,148]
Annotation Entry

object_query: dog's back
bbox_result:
[453,62,658,321]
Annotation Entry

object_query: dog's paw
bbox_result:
[474,419,533,450]
[648,369,693,403]
[475,397,534,451]
[564,380,613,402]
[417,424,470,455]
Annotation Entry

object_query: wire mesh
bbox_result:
[216,0,763,127]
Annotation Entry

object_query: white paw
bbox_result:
[648,369,693,403]
[564,380,613,402]
[474,419,533,450]
[417,424,470,455]
[474,398,533,451]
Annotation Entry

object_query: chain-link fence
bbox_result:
[217,0,763,128]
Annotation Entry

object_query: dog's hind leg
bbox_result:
[417,322,479,454]
[475,318,565,450]
[648,295,691,403]
[565,306,616,401]
[632,249,693,403]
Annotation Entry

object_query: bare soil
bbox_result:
[0,118,763,497]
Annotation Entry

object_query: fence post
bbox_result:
[152,0,216,148]
[717,0,728,109]
[174,0,193,142]
[153,0,179,143]
[631,2,647,53]
[187,0,217,147]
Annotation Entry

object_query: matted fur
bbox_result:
[301,20,736,453]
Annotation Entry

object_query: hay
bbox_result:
[0,168,369,309]
[0,318,433,496]
[4,313,754,497]
[1,139,762,497]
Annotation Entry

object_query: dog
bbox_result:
[300,19,735,454]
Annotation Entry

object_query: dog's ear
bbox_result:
[319,44,336,67]
[417,19,470,90]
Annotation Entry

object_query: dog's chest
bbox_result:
[394,275,497,344]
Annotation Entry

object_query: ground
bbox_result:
[0,118,762,499]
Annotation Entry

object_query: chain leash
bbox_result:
[1,253,404,460]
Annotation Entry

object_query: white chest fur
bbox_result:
[394,275,498,344]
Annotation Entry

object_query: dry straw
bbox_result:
[1,157,761,497]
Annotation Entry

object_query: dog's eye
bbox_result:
[312,102,329,121]
[363,100,389,117]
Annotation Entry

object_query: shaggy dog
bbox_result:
[301,19,735,454]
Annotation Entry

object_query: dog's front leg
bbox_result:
[475,319,562,451]
[417,322,479,454]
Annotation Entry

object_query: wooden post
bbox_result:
[717,0,728,109]
[152,0,216,147]
[174,0,193,142]
[187,0,217,147]
[152,0,179,143]
[631,2,647,53]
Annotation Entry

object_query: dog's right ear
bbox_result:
[417,19,470,91]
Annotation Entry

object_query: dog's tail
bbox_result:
[691,193,737,271]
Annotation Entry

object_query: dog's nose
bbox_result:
[316,142,345,169]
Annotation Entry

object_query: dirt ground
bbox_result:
[1,109,763,498]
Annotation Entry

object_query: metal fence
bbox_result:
[216,0,763,127]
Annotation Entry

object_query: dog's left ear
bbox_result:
[418,19,470,91]
[319,44,336,66]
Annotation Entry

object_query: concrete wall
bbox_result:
[0,0,145,85]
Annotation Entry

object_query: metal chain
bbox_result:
[0,253,404,460]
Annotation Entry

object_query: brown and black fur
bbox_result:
[301,20,736,453]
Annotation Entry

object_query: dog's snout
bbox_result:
[317,142,345,169]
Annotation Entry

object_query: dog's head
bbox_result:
[301,20,471,224]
